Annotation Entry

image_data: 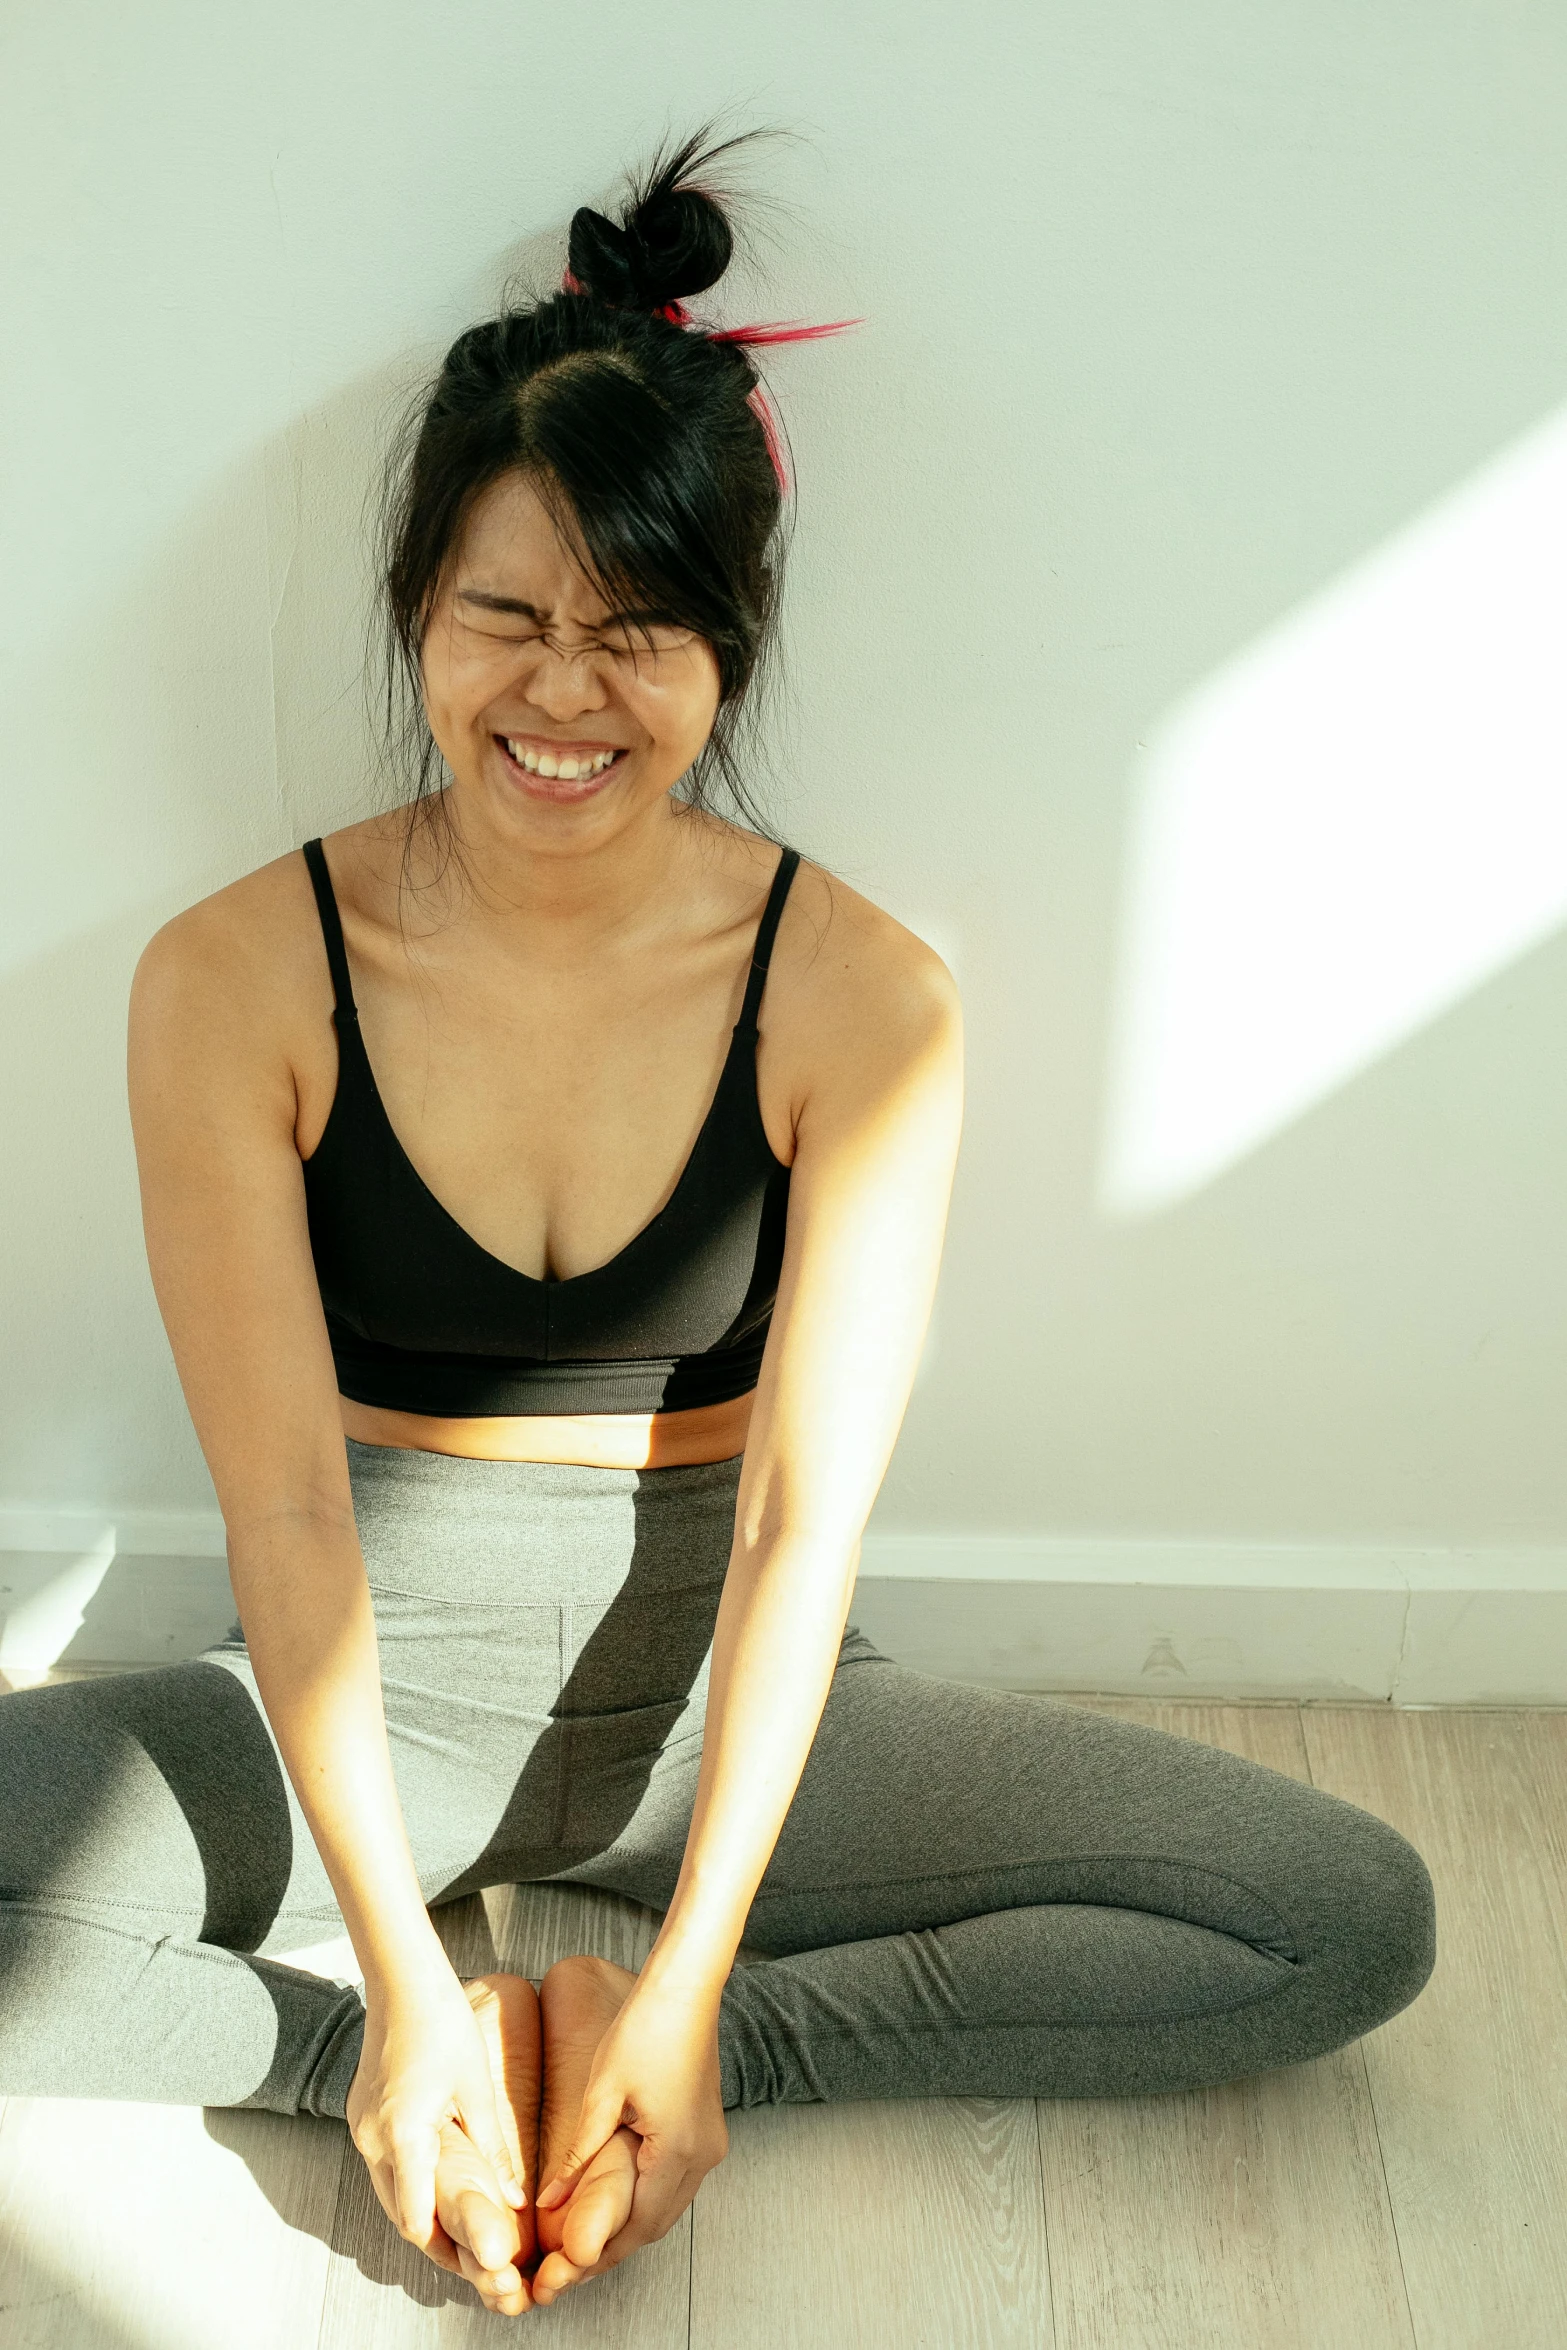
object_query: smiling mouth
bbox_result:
[497,734,626,783]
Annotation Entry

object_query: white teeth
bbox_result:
[504,740,619,777]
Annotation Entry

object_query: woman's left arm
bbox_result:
[537,910,963,2268]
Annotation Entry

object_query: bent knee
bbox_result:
[1328,1810,1436,2027]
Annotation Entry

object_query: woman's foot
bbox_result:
[428,1972,542,2317]
[532,1954,641,2304]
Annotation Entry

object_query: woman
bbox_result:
[1,136,1434,2318]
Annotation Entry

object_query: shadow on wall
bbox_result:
[263,223,568,848]
[0,898,210,1516]
[0,376,434,1508]
[0,229,560,1514]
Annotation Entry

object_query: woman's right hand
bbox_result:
[346,1965,527,2269]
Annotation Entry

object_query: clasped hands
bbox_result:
[346,1951,728,2317]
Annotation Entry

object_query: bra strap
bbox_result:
[301,838,359,1028]
[735,847,801,1037]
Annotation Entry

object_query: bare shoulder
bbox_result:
[774,856,960,1065]
[761,858,961,1153]
[130,832,354,1010]
[129,842,330,1068]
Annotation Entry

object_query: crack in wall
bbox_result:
[1389,1574,1414,1703]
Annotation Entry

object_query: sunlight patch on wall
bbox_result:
[1100,403,1567,1217]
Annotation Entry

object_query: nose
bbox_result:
[523,639,609,722]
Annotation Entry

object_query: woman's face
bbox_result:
[419,469,722,851]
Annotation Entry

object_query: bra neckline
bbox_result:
[298,834,798,1292]
[322,1005,784,1294]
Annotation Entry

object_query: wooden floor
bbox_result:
[2,1690,1565,2347]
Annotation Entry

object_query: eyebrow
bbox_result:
[456,589,672,630]
[456,592,553,619]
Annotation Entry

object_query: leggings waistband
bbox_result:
[344,1437,744,1611]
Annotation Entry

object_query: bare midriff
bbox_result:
[339,1389,755,1469]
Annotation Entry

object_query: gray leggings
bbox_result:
[0,1441,1435,2118]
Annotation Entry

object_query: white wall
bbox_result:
[4,0,1565,1554]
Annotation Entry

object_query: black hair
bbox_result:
[378,129,788,843]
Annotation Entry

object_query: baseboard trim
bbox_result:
[854,1535,1567,1705]
[3,1514,1565,1703]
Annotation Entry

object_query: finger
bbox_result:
[447,2182,523,2279]
[537,2173,680,2300]
[421,2219,465,2279]
[455,2086,527,2209]
[390,2122,442,2245]
[536,2091,623,2209]
[561,2163,635,2271]
[364,2145,455,2267]
[361,2151,403,2236]
[432,2126,526,2277]
[594,2156,700,2270]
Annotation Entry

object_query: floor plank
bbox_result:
[1037,1699,1413,2350]
[690,2095,1050,2350]
[481,1880,665,1979]
[1303,1707,1567,2348]
[0,2093,342,2350]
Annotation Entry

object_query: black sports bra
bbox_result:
[299,837,800,1417]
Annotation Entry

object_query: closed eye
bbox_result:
[452,591,696,658]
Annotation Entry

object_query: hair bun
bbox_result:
[567,136,735,312]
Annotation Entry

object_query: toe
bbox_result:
[462,2255,530,2316]
[532,2248,589,2302]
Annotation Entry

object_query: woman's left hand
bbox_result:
[535,1973,729,2275]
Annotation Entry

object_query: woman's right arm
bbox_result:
[127,879,522,2255]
